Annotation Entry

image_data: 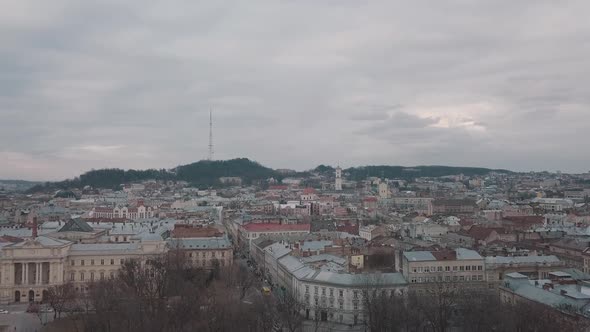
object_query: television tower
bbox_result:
[208,109,214,161]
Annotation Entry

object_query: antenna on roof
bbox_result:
[208,109,214,161]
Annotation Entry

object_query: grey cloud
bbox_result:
[2,1,590,179]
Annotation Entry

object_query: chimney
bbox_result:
[32,217,38,238]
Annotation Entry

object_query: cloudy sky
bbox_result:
[2,1,590,180]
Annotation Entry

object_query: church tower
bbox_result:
[335,166,342,191]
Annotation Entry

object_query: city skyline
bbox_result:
[3,1,590,180]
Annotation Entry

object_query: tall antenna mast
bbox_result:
[208,109,214,161]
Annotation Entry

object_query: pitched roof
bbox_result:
[58,219,94,233]
[468,226,498,241]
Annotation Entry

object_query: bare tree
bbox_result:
[275,291,305,332]
[46,282,76,319]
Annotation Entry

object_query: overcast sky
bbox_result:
[2,1,590,180]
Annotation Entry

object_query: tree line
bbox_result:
[43,253,588,332]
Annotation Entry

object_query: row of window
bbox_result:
[412,265,483,273]
[70,271,116,282]
[410,274,484,283]
[186,251,226,258]
[306,285,345,298]
[71,259,123,266]
[187,259,226,267]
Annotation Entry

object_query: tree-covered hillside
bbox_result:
[26,159,511,193]
[27,158,279,192]
[344,165,511,180]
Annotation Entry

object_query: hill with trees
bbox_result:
[26,158,279,192]
[26,159,511,193]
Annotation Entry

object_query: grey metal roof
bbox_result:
[455,248,483,260]
[403,251,436,262]
[485,255,561,265]
[70,243,140,253]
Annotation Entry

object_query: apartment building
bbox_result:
[402,248,486,285]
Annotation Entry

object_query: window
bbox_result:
[110,272,115,279]
[353,291,358,299]
[478,275,483,281]
[466,265,471,271]
[452,266,458,271]
[459,266,464,271]
[411,278,416,283]
[305,285,309,294]
[81,260,85,266]
[478,266,483,271]
[418,277,423,283]
[339,290,343,297]
[80,272,85,281]
[100,272,104,280]
[453,276,458,281]
[202,252,206,258]
[329,288,334,296]
[437,276,443,281]
[417,267,423,273]
[412,268,417,273]
[339,302,343,309]
[445,266,450,272]
[120,259,124,265]
[110,259,114,265]
[222,252,225,257]
[90,272,94,281]
[321,287,326,295]
[91,259,94,266]
[353,302,358,310]
[437,266,443,272]
[189,253,193,258]
[445,276,451,281]
[101,259,104,265]
[314,286,318,294]
[70,273,75,281]
[459,276,465,281]
[70,260,75,266]
[472,265,477,270]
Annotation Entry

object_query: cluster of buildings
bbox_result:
[1,167,590,327]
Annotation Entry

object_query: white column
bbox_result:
[22,263,26,285]
[36,263,41,285]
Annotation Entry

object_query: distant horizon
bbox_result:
[2,157,585,183]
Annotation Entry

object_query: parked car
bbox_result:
[26,303,39,313]
[0,309,9,314]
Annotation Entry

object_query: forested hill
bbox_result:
[27,158,279,192]
[26,159,511,193]
[313,165,511,179]
[344,165,512,180]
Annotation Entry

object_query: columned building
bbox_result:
[0,234,167,304]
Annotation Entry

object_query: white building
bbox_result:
[335,167,342,191]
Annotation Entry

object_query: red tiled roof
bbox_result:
[242,223,310,232]
[268,185,288,191]
[468,226,497,241]
[172,226,224,238]
[503,216,544,224]
[364,196,378,202]
[302,188,317,195]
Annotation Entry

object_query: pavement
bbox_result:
[0,303,54,332]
